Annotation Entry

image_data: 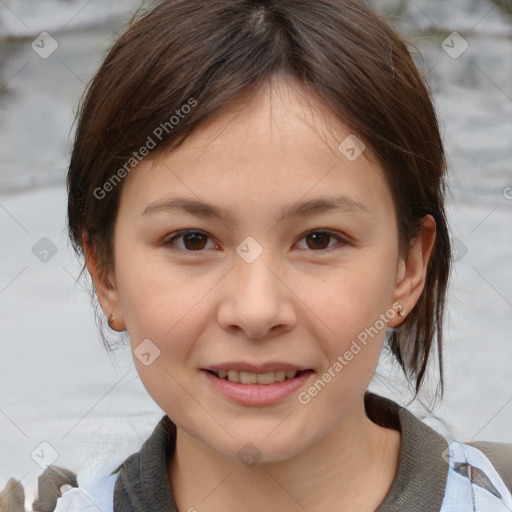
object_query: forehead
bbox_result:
[174,75,358,163]
[119,76,395,223]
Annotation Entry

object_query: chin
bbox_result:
[196,426,314,467]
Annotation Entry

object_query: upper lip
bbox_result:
[204,362,312,373]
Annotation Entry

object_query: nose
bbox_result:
[216,253,297,339]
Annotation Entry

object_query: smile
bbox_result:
[207,369,304,385]
[202,368,315,406]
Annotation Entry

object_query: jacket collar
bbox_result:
[113,392,448,512]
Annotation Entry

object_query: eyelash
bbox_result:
[162,229,349,254]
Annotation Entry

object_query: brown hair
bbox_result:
[67,0,451,400]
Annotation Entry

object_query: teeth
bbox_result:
[257,372,277,385]
[213,369,300,384]
[274,370,286,382]
[227,370,239,382]
[240,371,257,384]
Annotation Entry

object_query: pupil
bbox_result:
[185,233,206,250]
[308,233,328,250]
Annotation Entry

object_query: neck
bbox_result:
[169,398,401,512]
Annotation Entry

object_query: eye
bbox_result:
[296,230,348,251]
[163,230,219,252]
[163,229,348,253]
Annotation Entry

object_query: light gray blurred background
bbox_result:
[0,0,511,508]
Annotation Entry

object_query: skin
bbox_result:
[85,75,436,511]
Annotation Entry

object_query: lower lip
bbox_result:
[201,369,315,406]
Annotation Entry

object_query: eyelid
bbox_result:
[296,229,349,250]
[163,230,219,253]
[163,228,350,253]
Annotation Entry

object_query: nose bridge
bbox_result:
[234,237,282,300]
[218,236,295,337]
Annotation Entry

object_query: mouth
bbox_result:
[201,365,316,406]
[204,369,314,385]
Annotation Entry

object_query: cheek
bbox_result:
[114,250,208,414]
[311,279,389,408]
[307,251,397,386]
[316,255,396,331]
[113,237,197,334]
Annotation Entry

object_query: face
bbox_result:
[92,76,428,464]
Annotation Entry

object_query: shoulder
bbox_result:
[466,440,512,493]
[440,439,512,511]
[54,468,119,512]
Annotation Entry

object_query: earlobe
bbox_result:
[82,234,126,331]
[388,215,436,328]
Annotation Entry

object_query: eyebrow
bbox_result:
[142,195,370,223]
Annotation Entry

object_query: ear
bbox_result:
[388,215,436,328]
[83,233,126,331]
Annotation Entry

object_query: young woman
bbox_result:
[11,1,512,511]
